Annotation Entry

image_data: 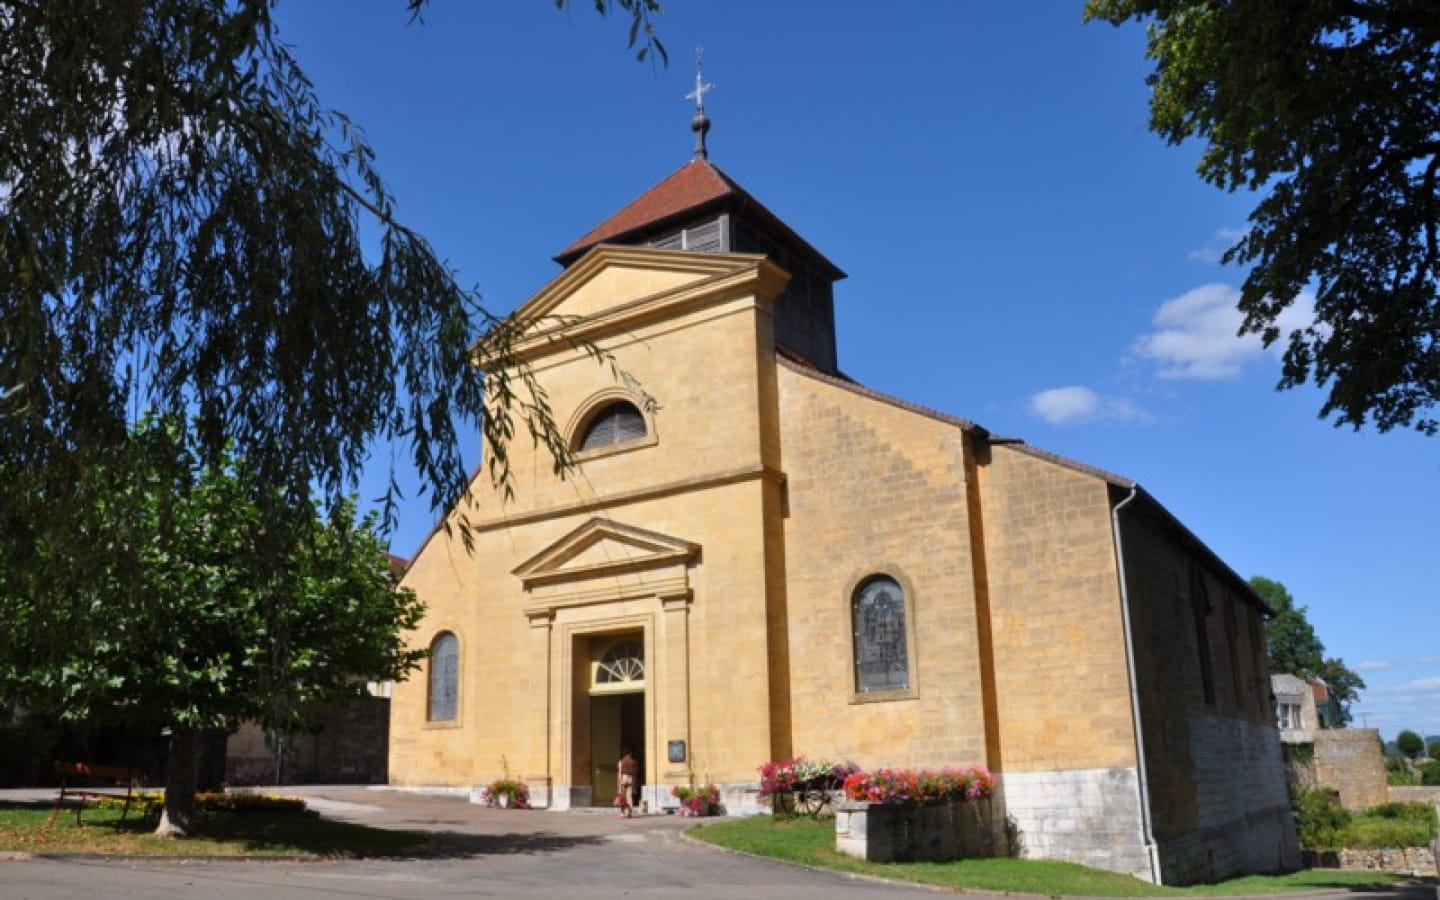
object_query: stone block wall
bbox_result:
[835,797,1000,863]
[1001,767,1151,879]
[776,366,989,768]
[1304,847,1438,878]
[1388,786,1440,805]
[1119,496,1299,884]
[1157,713,1299,884]
[226,697,390,785]
[1314,729,1387,810]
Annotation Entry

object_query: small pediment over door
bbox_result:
[512,517,699,616]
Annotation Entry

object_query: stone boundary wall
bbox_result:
[1314,729,1387,810]
[1302,847,1437,878]
[1388,786,1440,805]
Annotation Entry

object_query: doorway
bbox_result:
[589,691,645,806]
[586,634,646,807]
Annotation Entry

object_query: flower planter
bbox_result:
[835,796,999,863]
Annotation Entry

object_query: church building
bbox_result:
[387,99,1299,884]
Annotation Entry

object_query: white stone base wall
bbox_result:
[1156,714,1299,884]
[1001,767,1153,881]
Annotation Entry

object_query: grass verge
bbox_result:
[687,816,1415,897]
[0,801,426,857]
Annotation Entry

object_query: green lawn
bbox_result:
[0,802,427,857]
[687,816,1415,897]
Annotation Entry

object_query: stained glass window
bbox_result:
[579,402,646,451]
[853,576,909,693]
[428,632,459,722]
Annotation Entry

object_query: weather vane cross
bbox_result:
[686,46,714,112]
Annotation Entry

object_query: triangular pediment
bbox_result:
[514,244,769,324]
[512,517,699,589]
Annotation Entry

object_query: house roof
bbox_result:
[554,159,845,279]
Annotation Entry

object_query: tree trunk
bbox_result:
[154,729,200,837]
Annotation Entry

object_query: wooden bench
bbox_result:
[52,761,156,827]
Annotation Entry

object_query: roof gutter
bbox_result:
[1112,485,1161,884]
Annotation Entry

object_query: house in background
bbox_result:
[386,112,1299,884]
[1272,673,1318,744]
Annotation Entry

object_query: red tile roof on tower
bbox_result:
[554,158,844,278]
[557,159,732,260]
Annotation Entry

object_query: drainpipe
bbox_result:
[1112,485,1161,884]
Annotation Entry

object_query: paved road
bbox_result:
[0,786,927,899]
[2,787,1437,900]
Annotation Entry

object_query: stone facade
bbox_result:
[1314,729,1388,810]
[386,157,1297,885]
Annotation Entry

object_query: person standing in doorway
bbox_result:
[617,749,638,818]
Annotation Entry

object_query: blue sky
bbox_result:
[276,2,1438,740]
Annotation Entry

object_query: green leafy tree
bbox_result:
[1086,1,1440,435]
[0,422,426,836]
[0,0,662,630]
[1429,739,1440,760]
[1249,576,1365,726]
[0,0,662,832]
[1397,729,1425,760]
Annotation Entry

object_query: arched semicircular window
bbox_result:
[852,575,910,693]
[597,640,645,685]
[428,632,459,722]
[579,401,647,451]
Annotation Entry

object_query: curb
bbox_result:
[0,852,328,864]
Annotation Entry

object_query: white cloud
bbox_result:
[1027,386,1152,426]
[1356,660,1394,672]
[1131,283,1315,380]
[1187,227,1247,264]
[1369,676,1440,695]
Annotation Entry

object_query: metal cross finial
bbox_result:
[685,46,714,112]
[685,46,715,160]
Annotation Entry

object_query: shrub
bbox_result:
[1344,817,1434,849]
[1366,801,1436,822]
[1419,760,1440,786]
[842,765,995,807]
[1291,785,1350,850]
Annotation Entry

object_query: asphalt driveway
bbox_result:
[0,785,929,899]
[2,786,1436,900]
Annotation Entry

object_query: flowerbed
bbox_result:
[842,764,994,806]
[97,791,308,813]
[758,757,858,801]
[672,783,722,816]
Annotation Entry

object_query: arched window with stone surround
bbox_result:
[578,401,647,451]
[428,632,459,722]
[852,575,910,694]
